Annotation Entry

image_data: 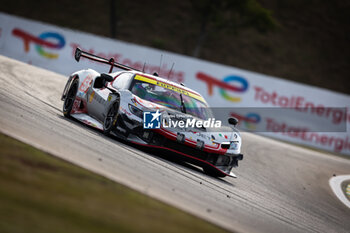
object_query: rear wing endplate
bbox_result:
[74,47,140,73]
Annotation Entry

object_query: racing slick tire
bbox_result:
[203,165,227,178]
[103,97,120,135]
[63,79,79,118]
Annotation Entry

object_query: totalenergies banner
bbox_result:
[0,12,349,155]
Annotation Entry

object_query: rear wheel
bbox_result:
[63,79,79,117]
[103,97,120,135]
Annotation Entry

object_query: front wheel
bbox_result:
[63,79,79,117]
[103,98,120,135]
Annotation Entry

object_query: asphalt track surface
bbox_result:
[0,55,349,233]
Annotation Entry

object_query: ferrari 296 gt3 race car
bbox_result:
[61,48,243,178]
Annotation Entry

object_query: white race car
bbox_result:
[61,48,243,178]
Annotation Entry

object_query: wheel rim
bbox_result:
[104,106,116,130]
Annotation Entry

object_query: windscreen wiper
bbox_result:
[180,93,186,114]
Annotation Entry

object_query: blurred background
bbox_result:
[1,0,349,94]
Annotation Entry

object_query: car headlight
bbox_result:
[229,141,239,150]
[128,104,143,118]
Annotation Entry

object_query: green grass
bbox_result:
[0,133,228,233]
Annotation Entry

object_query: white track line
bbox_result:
[329,175,350,208]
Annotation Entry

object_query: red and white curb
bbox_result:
[329,175,350,208]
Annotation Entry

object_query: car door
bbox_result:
[86,84,112,122]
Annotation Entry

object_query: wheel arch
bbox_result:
[61,69,100,101]
[104,92,121,116]
[61,74,79,101]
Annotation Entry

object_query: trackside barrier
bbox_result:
[0,12,349,155]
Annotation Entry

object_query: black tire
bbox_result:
[203,166,227,178]
[103,97,120,135]
[63,79,79,117]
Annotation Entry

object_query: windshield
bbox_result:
[131,79,211,120]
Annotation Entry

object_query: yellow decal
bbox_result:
[107,95,112,102]
[89,91,95,103]
[134,75,204,102]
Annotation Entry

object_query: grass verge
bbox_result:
[0,133,228,233]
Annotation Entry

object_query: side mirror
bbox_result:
[228,117,239,126]
[93,73,114,89]
[100,73,114,82]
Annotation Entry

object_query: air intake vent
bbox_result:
[221,142,230,149]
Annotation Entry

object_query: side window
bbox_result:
[112,73,134,89]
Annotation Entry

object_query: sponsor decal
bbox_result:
[253,86,349,124]
[265,117,350,153]
[12,28,65,59]
[89,90,110,105]
[79,76,93,94]
[243,113,261,130]
[89,91,95,103]
[265,118,309,135]
[231,112,261,130]
[135,75,205,102]
[143,110,162,129]
[196,72,248,102]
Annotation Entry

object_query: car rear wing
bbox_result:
[74,47,140,73]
